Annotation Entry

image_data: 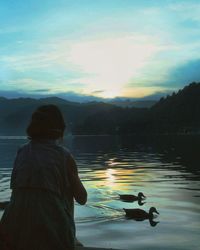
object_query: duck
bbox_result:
[119,192,146,202]
[123,207,159,220]
[0,201,9,210]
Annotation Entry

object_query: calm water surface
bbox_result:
[0,135,200,250]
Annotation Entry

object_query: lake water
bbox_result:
[0,135,200,250]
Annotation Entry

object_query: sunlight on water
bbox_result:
[0,135,200,249]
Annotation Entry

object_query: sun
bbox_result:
[68,36,160,97]
[101,89,122,99]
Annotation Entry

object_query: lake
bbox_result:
[0,135,200,250]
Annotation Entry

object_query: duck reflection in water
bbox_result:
[123,207,159,227]
[119,192,146,206]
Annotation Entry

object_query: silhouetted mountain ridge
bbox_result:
[75,82,200,134]
[0,82,199,135]
[110,100,156,108]
[0,97,115,134]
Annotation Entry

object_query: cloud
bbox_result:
[1,52,64,71]
[6,78,51,91]
[30,88,51,93]
[55,91,104,102]
[169,2,200,22]
[0,34,165,98]
[66,35,165,97]
[140,90,173,101]
[166,59,200,87]
[0,88,103,102]
[91,90,105,94]
[0,90,25,98]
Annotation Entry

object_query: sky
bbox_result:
[0,0,200,101]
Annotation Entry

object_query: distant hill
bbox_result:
[110,100,156,108]
[0,97,115,135]
[0,82,199,135]
[74,82,200,135]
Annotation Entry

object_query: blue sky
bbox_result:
[0,0,200,100]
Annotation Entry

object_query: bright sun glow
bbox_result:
[68,36,161,98]
[100,88,123,99]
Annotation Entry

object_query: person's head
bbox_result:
[26,104,66,140]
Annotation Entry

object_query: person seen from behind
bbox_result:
[0,104,87,250]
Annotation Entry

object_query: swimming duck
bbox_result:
[119,192,146,202]
[0,201,9,210]
[123,207,159,220]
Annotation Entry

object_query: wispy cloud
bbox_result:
[91,90,105,94]
[0,34,165,96]
[30,88,51,93]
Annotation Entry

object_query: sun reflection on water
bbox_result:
[84,156,153,194]
[106,168,116,186]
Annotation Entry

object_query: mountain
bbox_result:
[74,82,200,135]
[0,82,199,135]
[0,97,115,135]
[110,100,156,108]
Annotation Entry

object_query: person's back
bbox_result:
[11,140,70,197]
[0,105,87,250]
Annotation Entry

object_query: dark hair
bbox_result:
[26,105,66,140]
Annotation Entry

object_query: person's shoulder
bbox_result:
[17,141,30,152]
[55,144,71,157]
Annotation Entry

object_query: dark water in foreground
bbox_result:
[0,135,200,250]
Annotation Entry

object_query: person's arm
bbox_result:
[67,154,87,205]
